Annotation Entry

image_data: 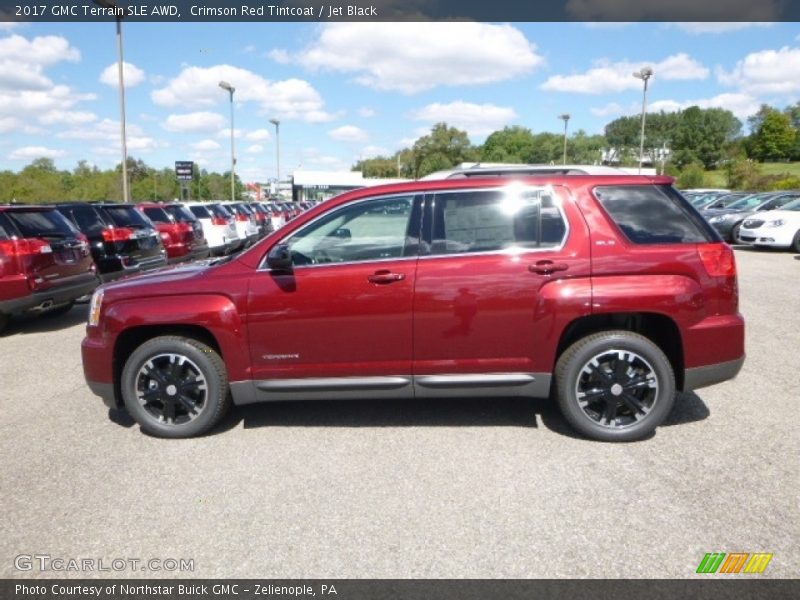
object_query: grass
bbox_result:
[702,161,800,188]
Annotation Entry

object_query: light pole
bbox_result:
[269,118,280,198]
[95,0,129,202]
[633,66,654,175]
[558,113,570,165]
[219,80,236,201]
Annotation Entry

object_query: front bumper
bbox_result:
[82,333,120,409]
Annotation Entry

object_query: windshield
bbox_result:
[781,198,800,211]
[103,206,152,228]
[164,204,198,222]
[725,194,772,210]
[6,209,78,238]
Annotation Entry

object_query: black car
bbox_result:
[704,192,800,243]
[54,203,168,282]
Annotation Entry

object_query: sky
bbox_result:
[0,20,799,183]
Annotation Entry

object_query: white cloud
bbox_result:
[0,34,80,70]
[360,145,390,158]
[191,139,221,151]
[246,128,272,141]
[674,22,773,34]
[648,93,761,119]
[329,125,369,143]
[216,128,242,139]
[541,53,709,94]
[359,107,376,118]
[151,64,336,122]
[57,119,158,154]
[718,46,800,96]
[566,0,780,20]
[100,62,146,88]
[590,102,631,118]
[268,49,290,64]
[246,144,264,154]
[38,110,97,126]
[290,22,543,94]
[163,111,227,133]
[410,101,518,136]
[9,146,67,161]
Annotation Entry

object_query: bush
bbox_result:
[677,163,707,188]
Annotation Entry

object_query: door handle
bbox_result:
[529,260,569,275]
[368,270,406,284]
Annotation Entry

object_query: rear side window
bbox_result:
[430,187,568,255]
[5,209,78,238]
[102,206,152,228]
[57,205,107,235]
[594,185,715,244]
[164,204,198,222]
[188,205,211,219]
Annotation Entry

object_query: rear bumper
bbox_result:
[684,357,745,391]
[0,274,99,317]
[98,255,168,282]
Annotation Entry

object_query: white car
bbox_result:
[220,201,259,247]
[185,202,241,255]
[738,197,800,253]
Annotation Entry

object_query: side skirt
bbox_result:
[229,373,552,405]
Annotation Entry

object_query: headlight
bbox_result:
[708,216,725,224]
[765,219,785,228]
[88,289,104,327]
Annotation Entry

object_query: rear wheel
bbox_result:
[120,336,231,438]
[555,331,675,442]
[42,301,75,318]
[791,230,800,254]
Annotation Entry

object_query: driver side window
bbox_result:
[286,195,416,266]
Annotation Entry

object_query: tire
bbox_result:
[42,301,75,318]
[0,312,8,334]
[120,336,231,438]
[792,230,800,254]
[555,331,675,442]
[730,222,742,244]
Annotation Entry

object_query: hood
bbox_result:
[705,208,755,218]
[101,261,211,295]
[745,209,800,223]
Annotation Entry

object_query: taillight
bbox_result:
[7,237,53,256]
[235,214,248,222]
[176,222,193,234]
[102,227,134,242]
[211,217,227,226]
[698,243,736,277]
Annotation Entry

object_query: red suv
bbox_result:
[1,205,98,332]
[137,203,210,264]
[82,176,745,441]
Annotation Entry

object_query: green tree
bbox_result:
[411,123,478,178]
[481,126,537,162]
[671,107,741,169]
[751,110,796,161]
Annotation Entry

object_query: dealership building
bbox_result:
[289,170,408,202]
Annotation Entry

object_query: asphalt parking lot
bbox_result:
[1,247,798,579]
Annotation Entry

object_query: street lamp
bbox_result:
[95,0,129,202]
[269,118,280,198]
[633,66,654,175]
[218,80,236,201]
[558,113,570,165]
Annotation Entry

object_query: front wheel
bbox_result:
[791,230,800,254]
[120,336,231,438]
[555,331,675,442]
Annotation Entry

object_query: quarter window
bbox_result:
[285,195,417,266]
[430,187,567,255]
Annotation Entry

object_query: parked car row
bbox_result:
[682,189,800,252]
[0,199,314,333]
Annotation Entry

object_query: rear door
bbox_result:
[412,185,591,395]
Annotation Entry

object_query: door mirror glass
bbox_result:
[266,243,293,272]
[330,227,351,240]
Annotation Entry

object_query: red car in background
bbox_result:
[137,203,209,264]
[1,205,98,333]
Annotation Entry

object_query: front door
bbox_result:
[247,193,422,399]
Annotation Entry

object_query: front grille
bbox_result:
[742,219,764,229]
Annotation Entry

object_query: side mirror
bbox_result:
[266,243,293,272]
[330,227,351,240]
